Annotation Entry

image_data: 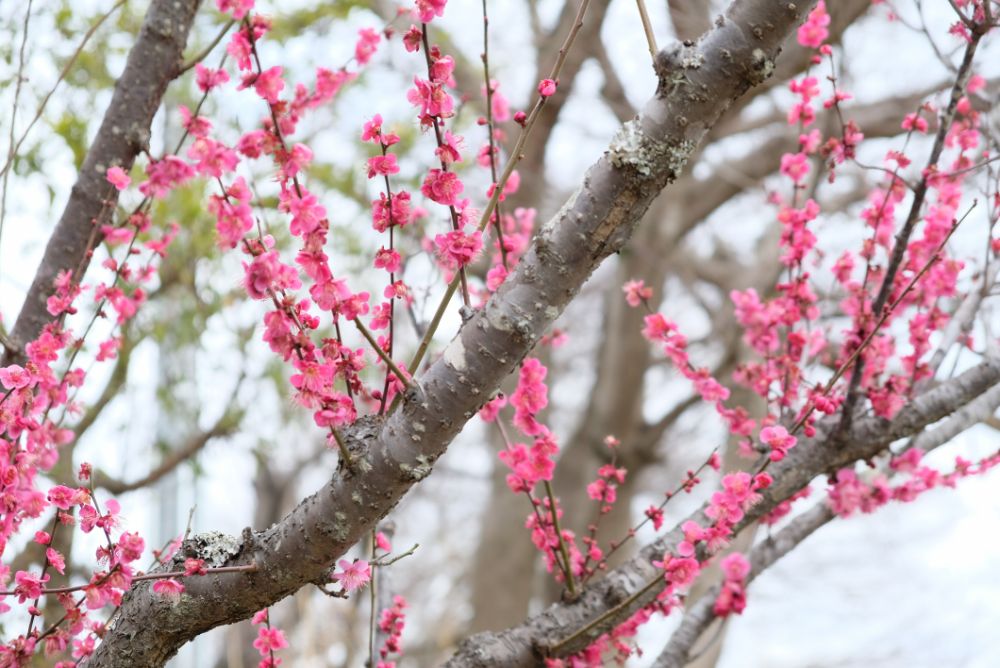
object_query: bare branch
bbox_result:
[653,503,835,667]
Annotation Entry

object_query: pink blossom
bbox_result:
[678,520,706,557]
[216,0,254,20]
[362,114,384,143]
[281,143,313,180]
[367,154,399,179]
[760,425,797,462]
[414,0,447,23]
[660,555,699,589]
[622,279,653,307]
[106,166,131,191]
[510,358,548,437]
[487,81,511,121]
[478,393,507,422]
[435,131,463,164]
[0,364,32,390]
[355,28,381,65]
[538,79,557,97]
[14,570,49,602]
[797,1,829,48]
[403,25,422,52]
[252,66,285,104]
[237,129,272,158]
[645,506,664,530]
[253,626,288,654]
[194,63,230,92]
[421,169,464,206]
[780,152,810,183]
[47,485,88,509]
[72,635,96,659]
[313,393,356,428]
[429,55,455,85]
[720,552,750,581]
[187,137,238,177]
[499,441,555,492]
[434,229,482,268]
[280,187,327,237]
[152,578,185,601]
[332,559,371,592]
[374,247,402,273]
[184,558,207,576]
[372,190,412,232]
[46,548,66,575]
[242,251,301,300]
[407,77,454,120]
[139,155,194,199]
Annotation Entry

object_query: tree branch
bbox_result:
[445,357,1000,664]
[1,0,202,366]
[654,371,1000,666]
[653,502,835,667]
[85,1,820,664]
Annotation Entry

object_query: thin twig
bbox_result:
[402,0,593,382]
[635,0,658,60]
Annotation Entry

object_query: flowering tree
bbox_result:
[1,0,999,666]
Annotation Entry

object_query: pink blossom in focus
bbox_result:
[106,166,130,191]
[332,559,371,592]
[152,578,185,602]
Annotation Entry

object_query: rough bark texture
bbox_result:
[445,358,1000,665]
[86,0,820,664]
[2,0,202,367]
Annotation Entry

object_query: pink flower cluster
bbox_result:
[376,595,407,667]
[713,553,750,617]
[251,609,288,668]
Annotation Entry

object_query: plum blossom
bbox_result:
[194,63,229,92]
[332,559,371,592]
[152,578,185,602]
[355,28,380,65]
[216,0,254,20]
[797,1,829,48]
[421,169,464,206]
[106,166,130,191]
[623,279,653,307]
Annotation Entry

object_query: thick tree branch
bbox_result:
[445,357,1000,664]
[1,0,201,366]
[85,1,819,664]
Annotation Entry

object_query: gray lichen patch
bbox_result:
[679,49,705,69]
[608,120,695,181]
[190,531,242,566]
[400,454,434,481]
[748,48,775,85]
